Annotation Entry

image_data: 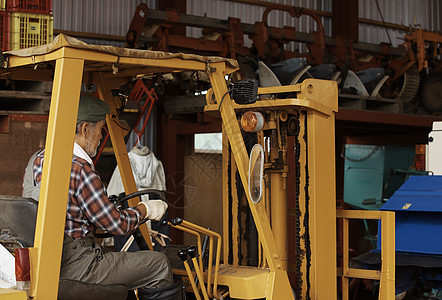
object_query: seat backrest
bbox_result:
[0,195,38,247]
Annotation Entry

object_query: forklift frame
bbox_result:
[0,34,393,300]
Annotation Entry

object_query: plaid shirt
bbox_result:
[34,149,142,238]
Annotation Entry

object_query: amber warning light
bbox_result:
[241,111,264,132]
[15,247,31,296]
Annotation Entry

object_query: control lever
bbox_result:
[171,217,183,226]
[178,249,201,300]
[187,246,209,300]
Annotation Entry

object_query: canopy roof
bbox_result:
[1,34,239,81]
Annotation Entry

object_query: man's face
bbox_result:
[85,120,106,158]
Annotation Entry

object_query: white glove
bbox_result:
[139,199,168,221]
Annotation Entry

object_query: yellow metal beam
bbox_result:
[0,289,27,300]
[96,73,154,251]
[222,127,230,265]
[6,48,65,68]
[208,62,294,300]
[258,85,301,94]
[346,269,381,280]
[336,210,383,219]
[337,210,395,300]
[303,82,337,299]
[6,46,238,76]
[269,115,288,270]
[380,211,395,299]
[32,58,84,299]
[205,98,333,117]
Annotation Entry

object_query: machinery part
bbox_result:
[0,50,6,68]
[171,217,183,226]
[259,61,281,87]
[370,75,389,98]
[188,246,210,300]
[289,65,313,85]
[113,189,166,205]
[287,115,299,136]
[178,249,202,300]
[397,64,420,103]
[331,71,342,81]
[230,79,259,104]
[293,113,303,298]
[260,5,326,64]
[271,58,308,85]
[237,56,258,80]
[342,70,369,96]
[126,3,441,115]
[126,3,149,48]
[356,67,385,94]
[420,71,442,113]
[308,64,337,80]
[248,144,265,204]
[0,236,27,253]
[241,111,265,132]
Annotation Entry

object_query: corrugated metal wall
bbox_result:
[52,0,440,48]
[186,0,440,48]
[52,0,157,46]
[359,0,442,47]
[187,0,332,51]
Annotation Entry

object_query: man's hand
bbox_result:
[139,199,168,221]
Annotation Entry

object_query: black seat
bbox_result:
[0,195,37,247]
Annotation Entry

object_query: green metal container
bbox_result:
[343,144,416,210]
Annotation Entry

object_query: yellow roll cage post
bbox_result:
[0,34,394,299]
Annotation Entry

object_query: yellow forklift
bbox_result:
[0,34,395,299]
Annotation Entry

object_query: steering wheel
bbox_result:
[95,189,166,243]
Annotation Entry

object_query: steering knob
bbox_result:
[177,249,188,262]
[108,194,118,203]
[187,246,197,258]
[171,217,183,226]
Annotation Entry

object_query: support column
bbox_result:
[270,135,288,270]
[307,112,337,299]
[32,58,84,300]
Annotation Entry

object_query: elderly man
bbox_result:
[23,95,178,299]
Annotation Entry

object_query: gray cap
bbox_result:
[77,95,110,124]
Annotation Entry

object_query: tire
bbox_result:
[398,64,420,103]
[420,71,442,113]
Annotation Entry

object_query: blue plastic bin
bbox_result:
[378,175,442,255]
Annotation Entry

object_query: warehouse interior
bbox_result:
[0,0,441,299]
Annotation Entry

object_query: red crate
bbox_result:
[0,11,9,51]
[7,0,51,14]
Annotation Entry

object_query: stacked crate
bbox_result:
[0,0,53,51]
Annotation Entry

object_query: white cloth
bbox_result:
[73,142,93,165]
[107,146,166,196]
[0,244,15,288]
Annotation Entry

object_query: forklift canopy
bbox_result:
[2,34,239,78]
